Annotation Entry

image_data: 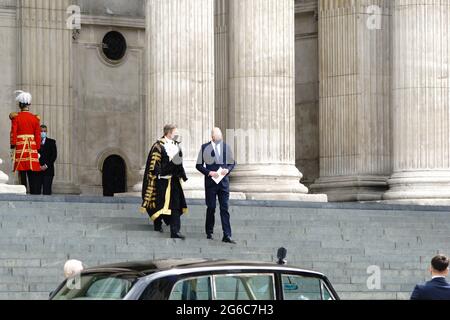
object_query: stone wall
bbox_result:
[73,14,146,195]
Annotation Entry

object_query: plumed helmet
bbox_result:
[14,90,32,105]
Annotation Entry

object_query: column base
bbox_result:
[180,161,210,199]
[384,171,450,202]
[230,164,327,202]
[0,160,26,194]
[310,176,388,202]
[53,181,81,195]
[0,170,26,195]
[132,166,147,193]
[0,186,27,195]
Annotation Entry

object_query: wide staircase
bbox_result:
[0,195,449,300]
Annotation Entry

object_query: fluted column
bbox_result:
[384,0,450,202]
[17,0,80,194]
[214,0,228,133]
[310,0,392,201]
[139,0,215,198]
[227,0,326,201]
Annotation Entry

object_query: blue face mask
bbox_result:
[41,132,47,140]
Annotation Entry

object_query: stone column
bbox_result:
[310,0,392,201]
[17,0,80,194]
[227,0,326,201]
[140,0,215,198]
[384,0,450,202]
[0,3,17,177]
[214,0,229,133]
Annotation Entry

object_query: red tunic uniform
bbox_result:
[10,111,41,172]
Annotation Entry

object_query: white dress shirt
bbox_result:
[211,141,221,158]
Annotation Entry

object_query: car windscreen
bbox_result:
[51,272,141,300]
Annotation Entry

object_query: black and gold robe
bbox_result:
[140,138,188,222]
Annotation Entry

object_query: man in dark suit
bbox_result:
[411,254,450,300]
[196,128,236,244]
[38,125,57,195]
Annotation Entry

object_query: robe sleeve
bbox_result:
[141,143,162,212]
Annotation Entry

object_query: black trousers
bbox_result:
[170,209,181,236]
[19,171,40,195]
[205,185,232,238]
[37,175,54,195]
[154,209,181,236]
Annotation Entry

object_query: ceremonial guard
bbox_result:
[9,90,41,194]
[141,124,188,239]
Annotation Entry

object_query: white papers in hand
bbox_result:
[212,167,227,184]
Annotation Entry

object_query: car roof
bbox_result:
[81,259,325,277]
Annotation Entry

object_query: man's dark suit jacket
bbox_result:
[39,138,57,177]
[411,277,450,300]
[196,142,236,189]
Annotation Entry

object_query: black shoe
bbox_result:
[222,237,236,244]
[171,233,186,240]
[207,234,214,240]
[154,226,163,233]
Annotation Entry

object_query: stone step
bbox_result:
[0,202,445,213]
[1,202,448,216]
[2,215,448,234]
[2,215,449,234]
[0,198,449,300]
[0,234,444,253]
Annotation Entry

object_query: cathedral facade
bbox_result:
[1,0,449,203]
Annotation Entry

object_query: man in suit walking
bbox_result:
[411,254,450,300]
[38,125,57,195]
[196,128,236,244]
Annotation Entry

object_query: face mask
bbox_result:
[173,135,182,143]
[41,132,47,139]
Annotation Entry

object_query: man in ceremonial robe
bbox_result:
[9,90,41,194]
[141,124,188,239]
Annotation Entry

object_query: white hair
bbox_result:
[64,259,84,278]
[14,90,32,105]
[211,127,223,138]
